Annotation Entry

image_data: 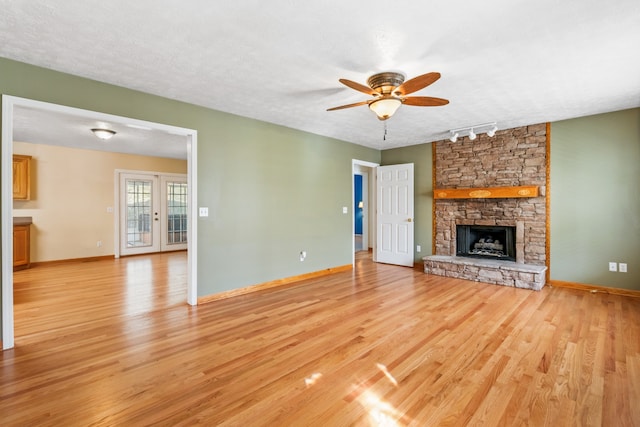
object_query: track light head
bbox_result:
[487,125,498,137]
[468,129,476,140]
[449,132,458,143]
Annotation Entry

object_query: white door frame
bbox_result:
[1,95,199,350]
[352,159,379,266]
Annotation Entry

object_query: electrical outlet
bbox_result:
[609,262,617,272]
[300,251,307,261]
[342,206,348,214]
[416,245,421,253]
[619,263,627,273]
[97,240,102,247]
[199,207,209,217]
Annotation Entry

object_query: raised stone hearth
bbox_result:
[423,255,547,291]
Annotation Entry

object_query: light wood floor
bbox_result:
[2,251,639,426]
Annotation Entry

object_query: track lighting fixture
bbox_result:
[448,122,497,142]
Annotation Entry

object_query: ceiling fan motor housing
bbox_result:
[367,72,405,94]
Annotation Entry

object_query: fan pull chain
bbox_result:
[383,121,388,141]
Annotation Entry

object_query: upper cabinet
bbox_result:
[13,154,32,200]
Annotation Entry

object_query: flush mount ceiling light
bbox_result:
[91,128,116,140]
[448,122,497,142]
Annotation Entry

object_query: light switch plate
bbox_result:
[342,206,348,214]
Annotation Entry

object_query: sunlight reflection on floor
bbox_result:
[304,364,406,426]
[343,362,409,426]
[125,258,153,315]
[376,363,398,387]
[304,372,323,388]
[358,389,403,427]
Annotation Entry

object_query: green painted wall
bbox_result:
[0,57,380,340]
[551,108,640,290]
[381,143,433,262]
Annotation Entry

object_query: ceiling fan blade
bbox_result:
[339,79,377,96]
[402,96,449,106]
[326,100,370,111]
[394,72,441,96]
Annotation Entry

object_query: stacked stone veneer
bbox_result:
[424,123,548,290]
[424,256,547,291]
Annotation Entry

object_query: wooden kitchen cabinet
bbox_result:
[13,218,32,271]
[13,154,32,200]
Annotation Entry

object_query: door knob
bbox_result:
[408,218,412,222]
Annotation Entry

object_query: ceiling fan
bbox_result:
[327,71,449,121]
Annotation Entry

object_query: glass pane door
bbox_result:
[161,176,188,251]
[126,179,153,248]
[119,173,187,256]
[120,173,160,255]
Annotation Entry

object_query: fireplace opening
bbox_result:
[456,225,516,261]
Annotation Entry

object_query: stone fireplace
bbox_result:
[423,123,548,290]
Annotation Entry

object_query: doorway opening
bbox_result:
[2,95,198,350]
[354,173,365,252]
[352,159,378,266]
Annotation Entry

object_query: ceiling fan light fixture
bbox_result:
[369,97,402,121]
[328,71,447,120]
[91,128,116,140]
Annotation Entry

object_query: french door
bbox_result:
[119,172,188,256]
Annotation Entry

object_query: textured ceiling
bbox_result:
[2,0,640,156]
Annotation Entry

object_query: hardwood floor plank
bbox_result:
[1,251,639,425]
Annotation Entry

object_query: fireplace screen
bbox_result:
[456,225,516,261]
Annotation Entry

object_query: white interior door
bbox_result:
[376,163,414,267]
[120,173,161,256]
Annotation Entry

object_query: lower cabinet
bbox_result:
[13,223,31,271]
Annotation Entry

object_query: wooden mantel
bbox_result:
[434,185,540,199]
